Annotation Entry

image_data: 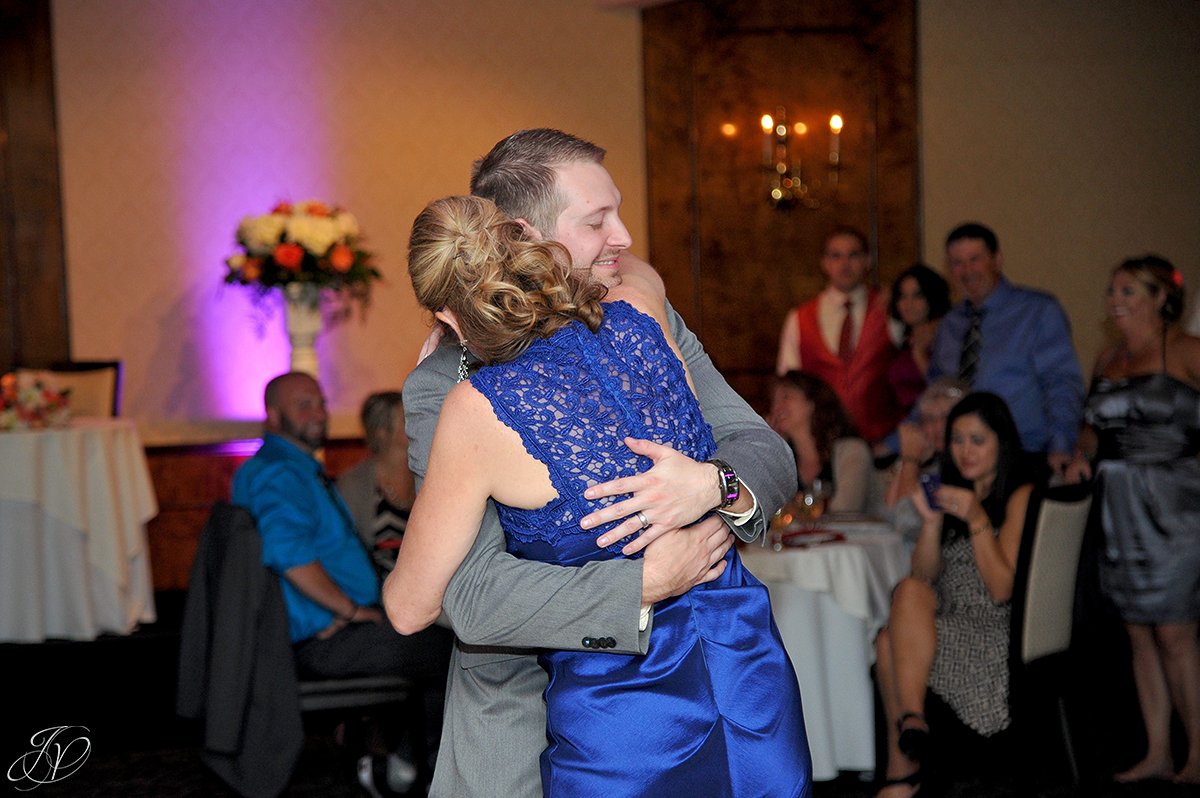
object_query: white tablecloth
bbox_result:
[741,517,909,781]
[0,419,158,642]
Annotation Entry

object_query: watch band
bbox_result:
[707,458,740,509]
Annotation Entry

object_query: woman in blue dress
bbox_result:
[383,195,811,797]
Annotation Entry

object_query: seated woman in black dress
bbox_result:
[873,392,1034,798]
[1065,255,1200,784]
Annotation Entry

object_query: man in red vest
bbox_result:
[775,226,901,444]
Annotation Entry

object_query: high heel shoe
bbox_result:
[897,711,929,762]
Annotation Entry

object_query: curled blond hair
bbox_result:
[408,196,605,364]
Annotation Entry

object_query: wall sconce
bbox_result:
[759,106,843,209]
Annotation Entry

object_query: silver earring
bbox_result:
[456,341,469,383]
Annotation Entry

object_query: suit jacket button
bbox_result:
[603,637,616,648]
[582,637,593,649]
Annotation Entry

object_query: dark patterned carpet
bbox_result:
[4,592,1198,797]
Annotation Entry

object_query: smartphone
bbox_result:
[919,472,941,510]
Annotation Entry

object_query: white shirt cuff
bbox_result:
[717,482,759,526]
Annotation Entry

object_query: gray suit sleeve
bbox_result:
[404,342,649,656]
[666,300,797,542]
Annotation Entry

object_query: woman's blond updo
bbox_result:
[1113,254,1185,324]
[408,196,606,364]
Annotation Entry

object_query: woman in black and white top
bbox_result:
[337,391,415,575]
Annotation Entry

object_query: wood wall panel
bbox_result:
[0,0,69,373]
[644,0,918,412]
[145,438,367,591]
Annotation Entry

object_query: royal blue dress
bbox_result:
[470,301,812,798]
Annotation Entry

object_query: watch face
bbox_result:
[711,459,739,507]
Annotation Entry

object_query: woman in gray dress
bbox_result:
[1066,255,1200,784]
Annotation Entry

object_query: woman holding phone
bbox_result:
[872,392,1034,797]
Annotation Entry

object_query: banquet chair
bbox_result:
[17,360,123,416]
[1006,481,1093,786]
[178,501,426,797]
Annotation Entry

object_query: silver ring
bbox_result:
[636,511,650,529]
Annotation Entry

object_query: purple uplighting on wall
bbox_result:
[163,2,334,418]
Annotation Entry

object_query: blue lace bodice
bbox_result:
[469,300,715,566]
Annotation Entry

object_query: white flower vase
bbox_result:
[283,283,322,377]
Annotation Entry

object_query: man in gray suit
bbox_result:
[402,129,797,797]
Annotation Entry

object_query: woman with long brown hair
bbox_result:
[874,392,1034,797]
[769,370,880,513]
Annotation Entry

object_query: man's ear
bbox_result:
[515,218,544,241]
[264,405,281,432]
[434,308,465,341]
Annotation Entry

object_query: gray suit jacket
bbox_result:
[403,300,796,798]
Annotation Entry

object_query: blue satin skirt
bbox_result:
[538,550,812,797]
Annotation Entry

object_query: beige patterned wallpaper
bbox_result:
[52,0,645,439]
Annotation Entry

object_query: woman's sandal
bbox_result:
[896,711,930,762]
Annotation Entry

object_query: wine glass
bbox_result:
[795,478,829,527]
[770,502,796,551]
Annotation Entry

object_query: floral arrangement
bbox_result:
[223,199,381,319]
[1,372,71,431]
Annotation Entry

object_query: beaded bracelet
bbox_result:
[969,520,992,537]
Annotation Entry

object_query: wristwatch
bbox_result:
[707,459,740,509]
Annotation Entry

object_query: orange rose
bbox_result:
[274,243,305,271]
[305,201,331,217]
[271,201,293,215]
[329,244,354,273]
[241,258,263,282]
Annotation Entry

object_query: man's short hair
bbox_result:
[263,371,310,411]
[945,222,999,254]
[823,225,869,254]
[469,129,606,236]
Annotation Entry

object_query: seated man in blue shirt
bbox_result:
[927,222,1085,478]
[232,371,452,778]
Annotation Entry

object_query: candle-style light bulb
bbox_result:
[828,113,843,170]
[792,123,807,185]
[761,114,774,167]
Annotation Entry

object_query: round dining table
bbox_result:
[0,418,158,642]
[740,515,910,781]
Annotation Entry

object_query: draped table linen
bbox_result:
[0,419,158,642]
[740,516,909,780]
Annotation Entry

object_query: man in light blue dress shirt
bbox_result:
[927,223,1085,478]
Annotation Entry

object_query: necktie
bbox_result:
[958,306,984,385]
[838,299,855,364]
